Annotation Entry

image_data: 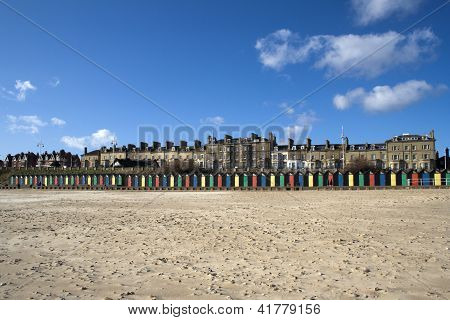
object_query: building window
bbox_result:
[392,155,399,160]
[405,154,409,160]
[423,154,429,160]
[371,154,376,160]
[320,155,324,160]
[412,154,416,160]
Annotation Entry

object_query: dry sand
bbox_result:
[0,189,448,300]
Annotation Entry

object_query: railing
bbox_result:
[407,178,449,186]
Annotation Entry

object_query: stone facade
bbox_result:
[81,130,437,171]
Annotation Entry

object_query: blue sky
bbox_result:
[1,0,449,157]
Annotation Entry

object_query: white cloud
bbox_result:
[14,80,37,101]
[351,0,423,26]
[6,115,47,134]
[51,117,66,126]
[1,80,37,101]
[333,87,366,110]
[60,136,88,150]
[333,80,446,112]
[255,28,438,78]
[61,129,117,150]
[255,29,322,71]
[49,77,60,88]
[200,116,225,125]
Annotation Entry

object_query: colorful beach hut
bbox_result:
[307,172,314,187]
[288,173,295,188]
[233,174,239,188]
[225,174,231,188]
[345,172,354,187]
[296,172,304,187]
[333,171,343,187]
[326,171,333,187]
[215,174,222,189]
[433,170,442,186]
[420,170,430,186]
[258,173,267,188]
[269,173,275,188]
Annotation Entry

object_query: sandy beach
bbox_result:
[0,189,448,300]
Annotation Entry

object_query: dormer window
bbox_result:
[350,145,355,151]
[301,146,305,150]
[292,146,296,151]
[172,147,176,151]
[274,146,278,151]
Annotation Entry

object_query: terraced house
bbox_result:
[81,130,437,171]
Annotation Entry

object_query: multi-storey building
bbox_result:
[3,152,38,169]
[37,151,80,168]
[81,130,437,171]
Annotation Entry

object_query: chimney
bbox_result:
[127,144,136,151]
[288,138,294,149]
[180,140,187,147]
[153,141,161,149]
[140,142,148,150]
[306,137,311,149]
[166,141,174,149]
[429,129,435,139]
[194,140,202,148]
[207,135,212,144]
[84,147,87,156]
[446,147,449,159]
[251,133,258,141]
[325,139,330,149]
[224,134,232,142]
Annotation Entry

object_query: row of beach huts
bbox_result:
[6,170,450,190]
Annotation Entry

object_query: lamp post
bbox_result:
[111,138,117,168]
[37,140,44,168]
[341,126,346,170]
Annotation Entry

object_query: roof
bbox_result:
[84,150,100,156]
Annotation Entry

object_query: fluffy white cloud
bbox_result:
[14,80,37,101]
[1,80,37,101]
[200,116,225,125]
[60,136,87,150]
[61,129,117,150]
[255,28,438,78]
[333,80,446,112]
[351,0,423,26]
[6,115,47,134]
[51,117,66,126]
[255,29,322,71]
